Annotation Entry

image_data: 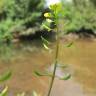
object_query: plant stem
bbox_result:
[47,23,59,96]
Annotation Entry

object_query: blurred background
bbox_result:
[0,0,96,43]
[0,0,96,96]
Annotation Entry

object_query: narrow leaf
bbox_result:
[43,43,50,50]
[0,86,8,96]
[41,36,50,45]
[34,71,44,77]
[41,36,51,50]
[34,71,52,77]
[0,70,12,82]
[66,42,73,47]
[42,24,52,31]
[59,74,71,80]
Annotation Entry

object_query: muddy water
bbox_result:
[0,39,96,96]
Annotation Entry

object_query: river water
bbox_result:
[0,39,96,96]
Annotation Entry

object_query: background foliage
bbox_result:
[0,0,44,41]
[0,0,96,42]
[61,0,96,34]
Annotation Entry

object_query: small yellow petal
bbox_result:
[44,13,51,18]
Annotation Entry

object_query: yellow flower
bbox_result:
[44,12,51,18]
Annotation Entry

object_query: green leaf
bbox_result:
[0,70,12,82]
[34,71,44,76]
[41,36,51,50]
[43,43,50,50]
[66,42,73,47]
[0,86,8,96]
[34,71,52,77]
[59,74,71,80]
[41,36,50,45]
[42,24,52,31]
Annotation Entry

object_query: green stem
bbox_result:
[47,22,59,96]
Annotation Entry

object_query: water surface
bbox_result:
[0,39,96,96]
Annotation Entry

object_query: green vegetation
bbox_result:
[0,0,44,42]
[0,0,96,42]
[61,0,96,34]
[0,70,12,83]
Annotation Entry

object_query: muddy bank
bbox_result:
[11,28,96,43]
